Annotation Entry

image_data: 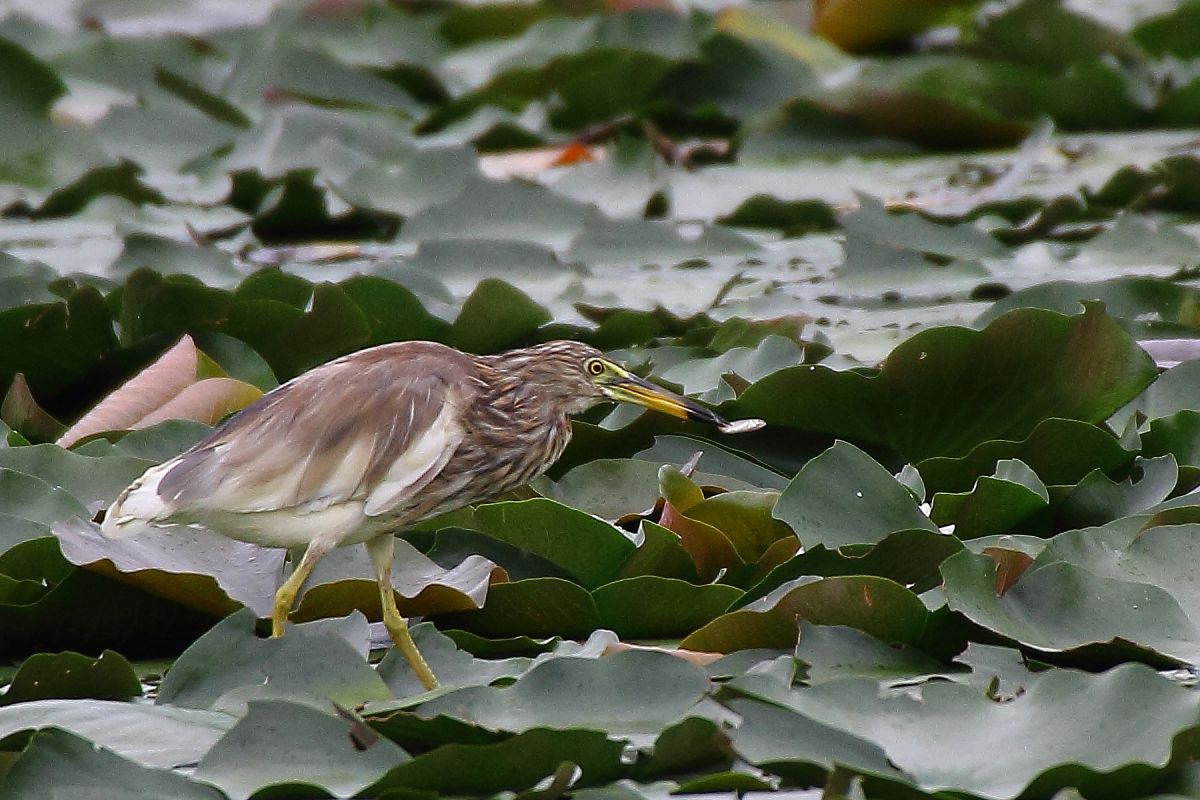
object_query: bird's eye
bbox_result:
[586,358,606,376]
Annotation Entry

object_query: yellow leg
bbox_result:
[366,535,438,691]
[272,540,331,637]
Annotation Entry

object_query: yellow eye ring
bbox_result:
[586,359,605,376]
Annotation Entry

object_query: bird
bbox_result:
[101,339,765,691]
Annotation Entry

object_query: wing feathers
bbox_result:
[150,342,478,519]
[363,401,462,516]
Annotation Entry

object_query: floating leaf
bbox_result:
[917,418,1134,496]
[756,663,1200,799]
[53,517,283,618]
[942,546,1200,664]
[377,622,532,697]
[437,578,602,639]
[1,373,64,443]
[0,699,233,770]
[1056,455,1178,530]
[774,440,938,549]
[368,728,626,795]
[409,650,710,744]
[2,728,224,800]
[744,528,962,599]
[294,537,498,621]
[193,700,409,800]
[930,459,1050,539]
[0,650,141,706]
[734,305,1157,462]
[592,576,741,639]
[794,622,950,685]
[157,609,391,713]
[471,499,635,590]
[57,335,262,447]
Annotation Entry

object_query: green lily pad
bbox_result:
[377,622,532,698]
[842,193,1008,260]
[733,305,1157,462]
[636,435,789,490]
[448,279,551,354]
[411,650,710,743]
[686,575,929,654]
[436,578,602,639]
[613,521,699,583]
[768,663,1200,799]
[1142,411,1200,479]
[368,728,626,795]
[0,38,64,170]
[592,576,742,639]
[634,716,731,780]
[0,699,234,769]
[0,444,152,510]
[0,468,89,525]
[0,650,141,706]
[293,537,497,621]
[157,609,391,713]
[917,417,1134,496]
[746,575,930,646]
[472,499,635,589]
[773,440,938,549]
[193,700,410,800]
[794,622,951,686]
[400,177,602,250]
[685,490,790,563]
[1035,524,1200,630]
[2,728,224,800]
[679,609,803,653]
[423,527,574,583]
[1056,455,1179,530]
[727,697,900,786]
[942,549,1200,664]
[53,517,283,618]
[742,528,962,598]
[976,277,1200,332]
[930,459,1051,539]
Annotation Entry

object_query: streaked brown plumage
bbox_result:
[102,339,763,691]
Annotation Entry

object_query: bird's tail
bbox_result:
[101,462,174,539]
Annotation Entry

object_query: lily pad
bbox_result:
[410,649,710,743]
[472,499,635,589]
[2,728,224,800]
[592,576,741,639]
[0,699,234,769]
[157,609,391,713]
[773,440,938,549]
[771,663,1200,799]
[368,728,626,795]
[942,549,1200,664]
[733,305,1157,462]
[930,459,1051,539]
[0,649,141,706]
[193,700,410,800]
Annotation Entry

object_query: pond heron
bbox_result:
[102,340,765,690]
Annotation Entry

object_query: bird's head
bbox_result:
[497,341,764,434]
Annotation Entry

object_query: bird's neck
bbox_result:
[467,376,575,489]
[482,372,572,428]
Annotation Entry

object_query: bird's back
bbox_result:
[103,341,489,545]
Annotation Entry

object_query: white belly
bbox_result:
[190,501,384,550]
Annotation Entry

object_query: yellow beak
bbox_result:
[603,374,765,434]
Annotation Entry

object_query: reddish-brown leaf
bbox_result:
[982,546,1035,596]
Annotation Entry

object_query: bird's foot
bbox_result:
[383,607,439,691]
